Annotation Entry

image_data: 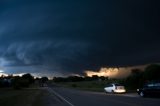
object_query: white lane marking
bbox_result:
[48,87,75,106]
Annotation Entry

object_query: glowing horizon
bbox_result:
[85,68,119,78]
[84,65,147,79]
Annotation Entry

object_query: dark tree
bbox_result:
[91,75,99,80]
[22,73,35,84]
[143,64,160,81]
[125,68,143,89]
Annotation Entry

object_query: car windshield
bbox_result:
[114,84,123,86]
[154,83,160,87]
[144,82,160,87]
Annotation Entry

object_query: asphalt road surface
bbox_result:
[46,85,160,106]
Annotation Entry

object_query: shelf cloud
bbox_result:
[0,0,160,76]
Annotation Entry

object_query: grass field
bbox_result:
[55,81,107,92]
[0,88,59,106]
[0,88,40,106]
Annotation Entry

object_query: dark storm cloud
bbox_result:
[0,0,160,75]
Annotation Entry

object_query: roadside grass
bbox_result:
[0,88,43,106]
[55,81,107,92]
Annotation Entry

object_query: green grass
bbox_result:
[55,81,107,92]
[0,89,54,106]
[0,88,44,106]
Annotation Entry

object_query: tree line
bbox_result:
[0,73,48,89]
[53,75,108,82]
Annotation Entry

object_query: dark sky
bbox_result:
[0,0,160,76]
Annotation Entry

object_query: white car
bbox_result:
[104,83,126,93]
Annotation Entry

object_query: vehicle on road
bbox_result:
[104,83,126,93]
[137,82,160,97]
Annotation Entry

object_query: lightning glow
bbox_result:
[85,68,119,78]
[85,65,147,79]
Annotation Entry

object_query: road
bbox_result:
[46,85,160,106]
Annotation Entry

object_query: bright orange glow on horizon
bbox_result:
[85,68,119,78]
[84,65,147,79]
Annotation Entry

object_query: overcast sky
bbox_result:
[0,0,160,77]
